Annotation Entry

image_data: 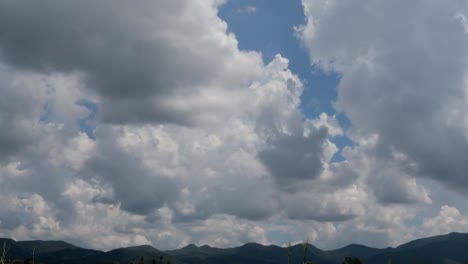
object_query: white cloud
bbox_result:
[0,0,346,250]
[422,206,468,236]
[296,0,468,248]
[299,0,468,189]
[235,5,257,14]
[0,0,467,252]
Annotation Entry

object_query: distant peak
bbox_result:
[0,238,16,242]
[122,245,159,252]
[241,242,264,248]
[343,243,376,249]
[182,244,198,249]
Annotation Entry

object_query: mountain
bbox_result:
[327,244,387,260]
[165,242,344,264]
[0,238,102,264]
[365,232,468,264]
[16,240,78,254]
[165,244,226,256]
[80,245,164,264]
[1,232,468,264]
[0,238,31,260]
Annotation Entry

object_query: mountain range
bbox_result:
[2,232,468,264]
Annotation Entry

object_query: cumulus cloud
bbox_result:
[1,0,468,252]
[84,130,180,215]
[294,0,468,248]
[258,126,328,192]
[422,205,468,235]
[81,54,335,223]
[0,0,263,125]
[298,0,468,193]
[0,0,346,250]
[0,67,44,162]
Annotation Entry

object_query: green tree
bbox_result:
[1,241,9,264]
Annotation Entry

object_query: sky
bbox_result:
[1,0,468,251]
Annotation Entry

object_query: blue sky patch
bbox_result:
[76,99,98,140]
[218,0,352,162]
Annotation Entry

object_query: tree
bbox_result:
[302,241,314,264]
[342,257,363,264]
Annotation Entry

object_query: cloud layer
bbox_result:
[0,0,467,251]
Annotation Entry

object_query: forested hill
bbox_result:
[2,232,468,264]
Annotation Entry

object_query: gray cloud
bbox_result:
[282,195,357,222]
[3,0,466,252]
[300,0,468,193]
[370,175,430,205]
[182,178,280,222]
[0,0,260,125]
[0,210,23,230]
[85,127,180,215]
[0,0,340,231]
[0,67,43,163]
[258,127,328,192]
[0,65,90,228]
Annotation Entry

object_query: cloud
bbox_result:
[258,126,328,192]
[1,0,468,252]
[281,187,362,222]
[84,128,180,215]
[0,0,263,126]
[190,215,268,247]
[0,0,347,250]
[77,55,335,222]
[422,205,468,235]
[299,0,468,193]
[235,5,257,14]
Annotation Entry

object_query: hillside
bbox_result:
[1,232,468,264]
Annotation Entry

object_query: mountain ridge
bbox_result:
[1,232,468,264]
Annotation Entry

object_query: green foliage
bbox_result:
[0,244,4,264]
[1,241,8,264]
